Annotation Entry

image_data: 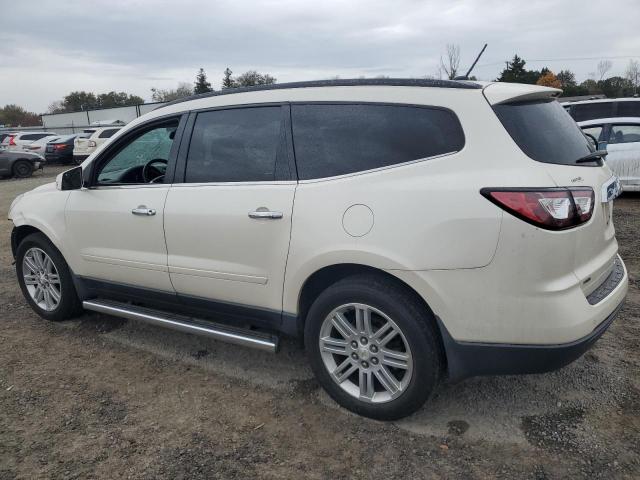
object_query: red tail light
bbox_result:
[54,144,67,150]
[9,135,16,146]
[481,188,595,230]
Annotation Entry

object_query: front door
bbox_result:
[164,105,296,317]
[66,117,183,292]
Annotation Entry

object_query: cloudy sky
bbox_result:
[1,0,639,113]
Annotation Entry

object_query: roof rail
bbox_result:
[158,78,482,109]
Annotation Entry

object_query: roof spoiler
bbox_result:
[483,82,562,105]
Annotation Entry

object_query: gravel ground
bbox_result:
[1,166,639,479]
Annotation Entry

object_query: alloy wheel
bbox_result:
[319,303,413,404]
[22,247,62,312]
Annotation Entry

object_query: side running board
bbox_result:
[83,299,279,353]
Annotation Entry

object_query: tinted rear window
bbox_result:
[99,129,119,139]
[493,100,592,165]
[570,102,615,122]
[617,101,640,117]
[291,104,464,180]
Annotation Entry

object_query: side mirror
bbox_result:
[58,166,84,191]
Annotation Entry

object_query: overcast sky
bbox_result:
[1,0,639,113]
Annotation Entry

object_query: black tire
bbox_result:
[15,232,82,321]
[12,160,33,178]
[304,274,442,420]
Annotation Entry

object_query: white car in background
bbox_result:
[579,117,640,192]
[21,135,61,156]
[1,131,58,152]
[73,127,121,164]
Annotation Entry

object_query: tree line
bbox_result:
[2,58,638,128]
[495,54,640,98]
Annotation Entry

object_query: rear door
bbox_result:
[491,96,618,288]
[604,123,640,189]
[164,105,296,318]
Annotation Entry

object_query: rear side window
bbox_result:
[570,102,615,122]
[185,107,288,183]
[99,129,119,139]
[615,101,640,117]
[21,133,49,141]
[608,124,640,144]
[291,104,464,180]
[493,100,592,165]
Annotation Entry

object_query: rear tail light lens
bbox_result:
[54,144,67,150]
[481,188,595,230]
[9,135,16,146]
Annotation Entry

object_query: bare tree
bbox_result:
[625,59,640,94]
[440,44,461,80]
[597,60,613,81]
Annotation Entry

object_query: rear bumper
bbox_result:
[440,299,624,382]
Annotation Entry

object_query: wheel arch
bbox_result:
[292,263,447,369]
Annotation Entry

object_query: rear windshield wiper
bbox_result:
[575,150,608,164]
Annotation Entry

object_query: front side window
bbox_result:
[291,104,464,180]
[185,107,286,183]
[608,124,640,144]
[96,120,178,184]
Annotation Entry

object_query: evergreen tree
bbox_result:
[194,68,213,94]
[496,55,540,84]
[222,68,235,89]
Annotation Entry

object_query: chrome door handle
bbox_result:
[248,209,283,220]
[131,206,156,216]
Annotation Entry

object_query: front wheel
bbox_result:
[16,232,82,321]
[304,274,442,420]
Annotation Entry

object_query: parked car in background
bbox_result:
[1,131,58,152]
[21,135,60,156]
[73,127,121,164]
[44,135,80,164]
[9,79,627,420]
[579,117,640,191]
[0,150,44,178]
[564,98,640,122]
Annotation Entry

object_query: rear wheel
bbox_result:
[16,233,82,321]
[12,160,32,178]
[305,274,442,420]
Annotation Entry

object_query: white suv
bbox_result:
[8,79,628,420]
[1,131,57,151]
[73,127,121,164]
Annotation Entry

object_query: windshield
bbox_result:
[494,99,594,166]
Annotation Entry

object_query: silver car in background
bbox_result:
[579,117,640,192]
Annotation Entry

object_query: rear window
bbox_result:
[493,100,592,166]
[570,102,615,122]
[99,129,119,139]
[291,104,464,180]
